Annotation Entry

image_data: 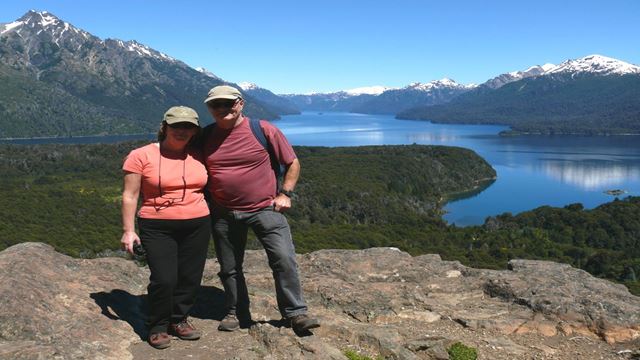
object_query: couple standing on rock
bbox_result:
[120,85,320,349]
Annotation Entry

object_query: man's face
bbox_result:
[207,98,243,123]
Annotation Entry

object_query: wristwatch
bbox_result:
[279,189,294,197]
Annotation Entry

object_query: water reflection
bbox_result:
[407,132,460,143]
[536,160,640,190]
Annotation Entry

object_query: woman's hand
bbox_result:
[121,231,141,255]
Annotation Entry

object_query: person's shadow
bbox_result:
[91,285,226,340]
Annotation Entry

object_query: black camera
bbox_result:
[133,243,146,257]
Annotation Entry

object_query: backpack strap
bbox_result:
[249,118,268,150]
[249,119,286,187]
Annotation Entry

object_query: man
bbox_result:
[202,85,319,333]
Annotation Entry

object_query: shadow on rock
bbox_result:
[90,286,225,339]
[185,285,227,320]
[90,290,148,340]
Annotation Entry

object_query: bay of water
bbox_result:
[3,111,639,226]
[275,112,640,226]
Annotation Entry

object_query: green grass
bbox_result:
[448,342,477,360]
[343,349,383,360]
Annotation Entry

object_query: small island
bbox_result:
[604,189,626,196]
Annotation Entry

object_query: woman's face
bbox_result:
[165,122,198,144]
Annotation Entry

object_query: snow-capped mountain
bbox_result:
[0,10,280,137]
[349,78,475,114]
[196,67,222,80]
[482,64,555,89]
[238,81,260,91]
[544,54,640,76]
[405,78,476,91]
[283,79,474,113]
[1,10,176,63]
[481,55,639,90]
[1,10,93,42]
[282,86,384,112]
[398,55,640,135]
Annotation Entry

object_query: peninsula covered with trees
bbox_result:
[1,142,639,295]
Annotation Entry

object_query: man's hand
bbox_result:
[273,193,292,212]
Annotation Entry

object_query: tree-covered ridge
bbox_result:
[0,143,494,257]
[290,145,496,227]
[397,74,640,135]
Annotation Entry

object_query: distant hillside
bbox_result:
[0,11,281,138]
[283,92,379,112]
[352,79,474,114]
[398,56,640,135]
[282,79,473,114]
[238,82,300,115]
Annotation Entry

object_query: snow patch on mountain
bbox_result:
[405,78,472,91]
[1,20,23,34]
[238,82,259,90]
[195,67,221,80]
[110,39,175,62]
[344,86,390,96]
[544,54,640,76]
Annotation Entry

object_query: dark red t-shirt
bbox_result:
[204,117,297,211]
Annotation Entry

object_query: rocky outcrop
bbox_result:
[1,243,640,359]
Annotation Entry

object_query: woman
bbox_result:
[120,106,210,349]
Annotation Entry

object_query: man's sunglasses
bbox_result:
[167,122,198,129]
[207,99,238,110]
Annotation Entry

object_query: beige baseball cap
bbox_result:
[204,85,243,103]
[163,106,200,126]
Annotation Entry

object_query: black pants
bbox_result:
[138,215,211,334]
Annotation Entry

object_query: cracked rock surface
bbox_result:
[2,243,640,359]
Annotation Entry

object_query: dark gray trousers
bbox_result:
[211,206,307,319]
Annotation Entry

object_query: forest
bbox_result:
[1,142,639,294]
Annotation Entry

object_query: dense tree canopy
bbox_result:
[1,142,638,294]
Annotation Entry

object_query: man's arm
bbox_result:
[273,158,300,212]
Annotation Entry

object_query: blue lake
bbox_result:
[2,111,639,226]
[274,112,640,226]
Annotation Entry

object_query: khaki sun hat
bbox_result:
[163,106,199,126]
[204,85,243,103]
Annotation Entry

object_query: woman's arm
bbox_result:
[121,172,142,254]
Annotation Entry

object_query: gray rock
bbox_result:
[1,243,639,359]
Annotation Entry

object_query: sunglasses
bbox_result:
[167,122,198,129]
[207,99,238,110]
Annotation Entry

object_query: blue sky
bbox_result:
[1,0,639,94]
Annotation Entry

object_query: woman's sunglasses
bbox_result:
[167,122,198,129]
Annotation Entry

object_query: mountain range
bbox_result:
[0,10,281,138]
[247,55,640,135]
[1,10,639,137]
[397,55,640,134]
